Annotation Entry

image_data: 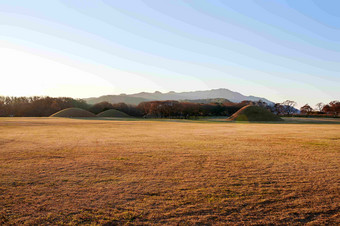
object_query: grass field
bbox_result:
[0,118,339,225]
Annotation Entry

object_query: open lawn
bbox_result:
[0,118,339,224]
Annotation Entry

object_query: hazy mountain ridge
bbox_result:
[85,95,148,105]
[84,88,273,105]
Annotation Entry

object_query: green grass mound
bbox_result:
[97,109,132,118]
[228,105,283,121]
[50,108,97,118]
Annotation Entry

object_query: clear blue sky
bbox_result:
[0,0,339,107]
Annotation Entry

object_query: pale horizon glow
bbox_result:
[0,0,339,107]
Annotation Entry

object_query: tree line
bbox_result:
[0,96,89,117]
[0,96,339,118]
[299,101,340,116]
[258,100,339,117]
[90,100,252,118]
[0,96,250,118]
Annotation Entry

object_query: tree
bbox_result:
[328,101,340,116]
[256,100,267,108]
[282,100,297,116]
[89,101,113,114]
[322,101,340,116]
[0,96,6,116]
[315,102,324,112]
[300,104,313,115]
[322,104,331,114]
[271,103,284,115]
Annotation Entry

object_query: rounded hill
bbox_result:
[50,108,97,118]
[97,109,132,118]
[228,105,283,121]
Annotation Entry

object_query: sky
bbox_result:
[0,0,339,107]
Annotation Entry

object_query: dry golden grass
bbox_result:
[0,118,339,225]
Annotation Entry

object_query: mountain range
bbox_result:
[84,88,273,105]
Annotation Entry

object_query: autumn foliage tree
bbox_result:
[300,104,313,115]
[322,101,340,116]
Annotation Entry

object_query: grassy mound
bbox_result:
[228,105,283,121]
[50,108,97,118]
[97,109,132,118]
